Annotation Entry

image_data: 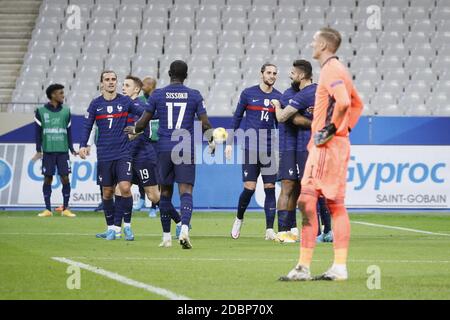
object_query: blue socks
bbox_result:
[122,196,133,224]
[159,195,172,233]
[43,183,52,211]
[169,203,181,224]
[277,210,290,232]
[114,195,123,227]
[264,188,276,229]
[62,183,70,210]
[289,209,297,228]
[103,198,115,226]
[237,188,255,220]
[318,197,331,234]
[180,193,193,226]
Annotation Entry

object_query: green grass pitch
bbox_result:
[1,211,450,300]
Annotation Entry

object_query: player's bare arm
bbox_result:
[291,113,312,129]
[198,113,215,154]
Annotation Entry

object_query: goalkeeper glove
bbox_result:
[314,123,337,147]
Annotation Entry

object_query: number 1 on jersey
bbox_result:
[166,102,187,129]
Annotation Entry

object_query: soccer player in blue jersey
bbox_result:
[226,63,282,240]
[78,70,144,241]
[106,75,160,241]
[272,60,333,243]
[33,84,77,218]
[133,76,159,218]
[125,60,214,249]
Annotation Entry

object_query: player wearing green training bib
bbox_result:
[33,84,78,218]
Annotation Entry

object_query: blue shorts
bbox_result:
[242,149,277,184]
[278,150,298,181]
[42,152,71,176]
[296,151,309,180]
[132,160,158,187]
[158,151,195,185]
[97,159,132,187]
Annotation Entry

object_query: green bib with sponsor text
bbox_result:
[37,105,70,153]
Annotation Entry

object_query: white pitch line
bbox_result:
[352,221,450,237]
[66,256,450,264]
[51,257,190,300]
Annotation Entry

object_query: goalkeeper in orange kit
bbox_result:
[279,27,363,281]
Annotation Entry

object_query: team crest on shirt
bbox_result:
[264,99,270,107]
[107,106,113,113]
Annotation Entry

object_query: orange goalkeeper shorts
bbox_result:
[301,136,351,201]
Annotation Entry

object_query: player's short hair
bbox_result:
[293,60,313,79]
[125,75,143,89]
[45,83,64,100]
[169,60,188,80]
[261,63,277,73]
[100,70,117,82]
[318,27,342,53]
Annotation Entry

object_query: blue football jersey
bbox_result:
[231,85,282,151]
[128,97,156,164]
[289,83,317,151]
[146,83,206,152]
[80,93,144,161]
[279,86,299,152]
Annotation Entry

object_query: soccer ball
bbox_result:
[212,127,228,144]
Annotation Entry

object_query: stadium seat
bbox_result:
[404,56,431,70]
[222,5,247,21]
[248,7,273,21]
[142,17,167,31]
[223,17,248,32]
[228,0,251,8]
[165,42,190,57]
[351,56,376,70]
[196,5,220,21]
[431,6,450,21]
[190,55,214,69]
[384,19,409,33]
[253,0,277,6]
[91,5,116,19]
[192,42,217,57]
[136,40,162,57]
[300,6,326,21]
[192,30,217,45]
[116,16,141,31]
[302,19,326,32]
[305,0,329,7]
[326,7,352,21]
[197,17,221,31]
[274,6,299,21]
[219,42,244,57]
[426,93,447,111]
[356,42,380,57]
[381,6,403,21]
[59,29,84,43]
[249,18,276,33]
[170,17,195,30]
[404,7,430,21]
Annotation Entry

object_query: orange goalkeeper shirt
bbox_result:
[310,56,363,148]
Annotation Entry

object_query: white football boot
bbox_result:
[314,265,348,281]
[231,218,243,239]
[179,225,192,249]
[265,228,277,240]
[279,264,312,281]
[159,233,172,248]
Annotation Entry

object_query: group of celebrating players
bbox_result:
[34,27,363,281]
